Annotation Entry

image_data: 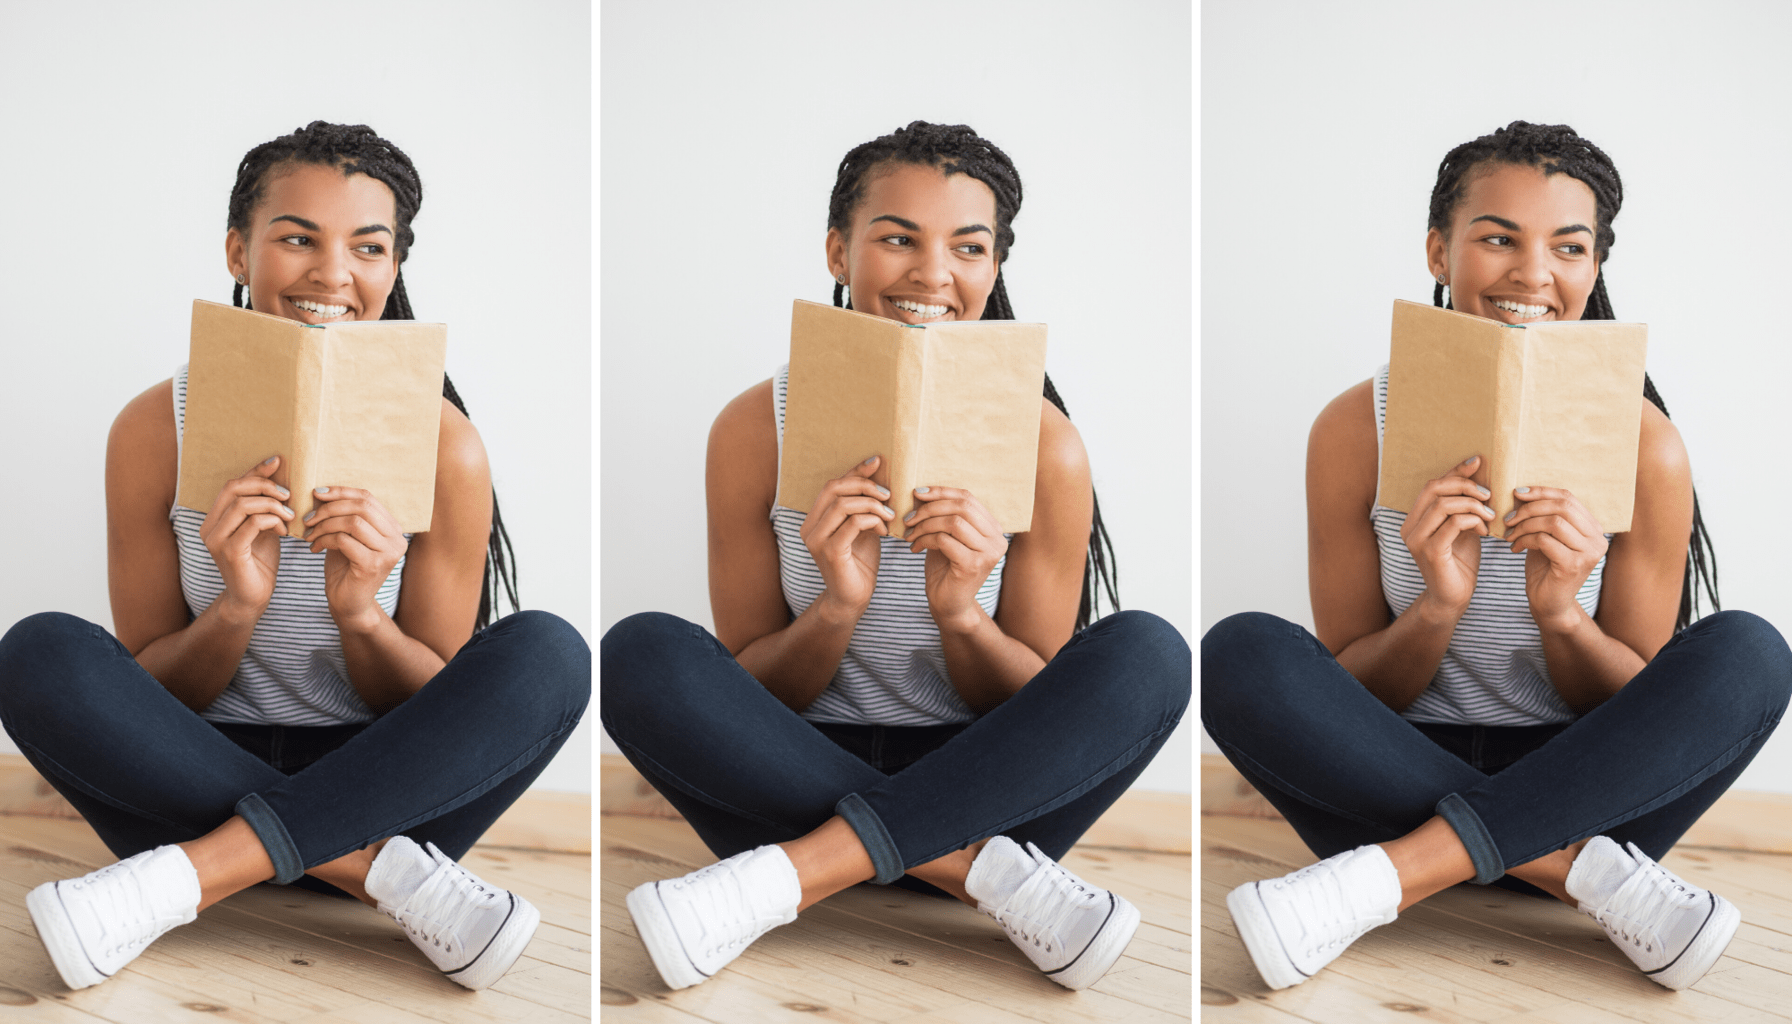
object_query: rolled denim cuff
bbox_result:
[835,792,903,885]
[235,792,305,884]
[1435,792,1503,885]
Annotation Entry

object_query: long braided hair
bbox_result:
[226,121,519,630]
[1428,120,1718,632]
[826,121,1120,632]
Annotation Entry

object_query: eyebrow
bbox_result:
[867,214,993,237]
[267,214,393,237]
[1468,214,1593,238]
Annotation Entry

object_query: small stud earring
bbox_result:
[236,273,246,285]
[836,273,846,285]
[1436,273,1445,284]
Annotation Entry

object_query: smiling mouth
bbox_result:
[290,298,351,319]
[890,298,951,321]
[1490,298,1551,322]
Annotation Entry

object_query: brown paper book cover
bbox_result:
[176,300,448,536]
[1377,299,1647,538]
[777,300,1048,538]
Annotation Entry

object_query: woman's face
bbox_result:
[225,162,401,324]
[1426,162,1600,324]
[826,162,1000,324]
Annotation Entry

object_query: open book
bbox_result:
[176,300,448,536]
[776,300,1048,539]
[1376,299,1647,538]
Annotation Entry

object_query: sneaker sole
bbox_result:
[26,882,107,990]
[626,880,715,990]
[446,893,541,990]
[1226,880,1308,990]
[1047,892,1141,990]
[1648,892,1740,991]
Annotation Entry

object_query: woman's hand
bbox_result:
[1505,485,1608,632]
[302,485,409,630]
[799,455,896,619]
[1400,455,1497,618]
[199,455,295,620]
[904,485,1008,633]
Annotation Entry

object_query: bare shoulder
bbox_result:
[1309,379,1377,455]
[1037,397,1091,494]
[708,379,778,504]
[1636,400,1689,487]
[435,396,492,493]
[1307,379,1378,507]
[108,379,177,503]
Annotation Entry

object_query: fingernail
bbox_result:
[303,510,315,522]
[876,486,890,498]
[1475,486,1490,499]
[903,510,915,522]
[881,505,894,517]
[281,505,294,517]
[1482,504,1495,517]
[275,486,290,499]
[915,486,930,494]
[263,456,277,465]
[863,456,877,465]
[316,486,330,494]
[1504,510,1516,523]
[1516,486,1530,494]
[1462,455,1478,465]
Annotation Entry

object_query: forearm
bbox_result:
[936,606,1047,715]
[132,596,262,712]
[732,594,861,713]
[336,606,449,715]
[1333,590,1462,712]
[1536,607,1646,714]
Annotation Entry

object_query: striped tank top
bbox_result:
[772,366,1005,725]
[1370,365,1603,726]
[172,366,404,725]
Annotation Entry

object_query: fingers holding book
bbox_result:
[302,485,410,621]
[905,486,1008,625]
[1400,455,1496,616]
[800,455,896,617]
[1504,486,1608,625]
[199,455,295,618]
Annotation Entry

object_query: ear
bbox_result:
[1424,227,1448,284]
[226,227,248,282]
[825,227,848,283]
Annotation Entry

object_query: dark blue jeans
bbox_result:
[0,610,591,888]
[1202,611,1791,891]
[600,610,1190,890]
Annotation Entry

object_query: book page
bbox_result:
[778,301,906,519]
[177,301,308,520]
[1513,321,1647,534]
[1378,301,1503,517]
[913,320,1047,535]
[313,319,448,534]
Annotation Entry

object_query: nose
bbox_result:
[1511,241,1553,290]
[308,243,355,290]
[909,240,954,290]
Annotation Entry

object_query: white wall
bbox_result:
[600,0,1194,793]
[0,0,592,793]
[1202,0,1792,795]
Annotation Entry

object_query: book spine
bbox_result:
[288,332,324,537]
[887,331,924,539]
[1487,331,1523,539]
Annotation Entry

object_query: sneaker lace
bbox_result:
[68,859,164,957]
[392,843,502,958]
[668,858,777,958]
[1270,858,1377,958]
[990,846,1101,955]
[1594,846,1701,955]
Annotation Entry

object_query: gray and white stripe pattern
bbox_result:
[772,366,1003,726]
[172,366,400,725]
[1369,365,1598,726]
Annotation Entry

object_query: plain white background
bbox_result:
[600,0,1194,792]
[0,0,592,792]
[1203,0,1792,795]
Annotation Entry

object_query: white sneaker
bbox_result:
[1566,836,1740,990]
[1225,845,1401,990]
[965,836,1142,990]
[626,845,801,990]
[366,837,541,990]
[26,846,201,990]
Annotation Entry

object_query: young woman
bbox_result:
[0,122,590,992]
[1202,121,1791,992]
[601,121,1190,992]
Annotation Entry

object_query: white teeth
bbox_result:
[293,299,349,317]
[893,299,948,317]
[1493,299,1548,318]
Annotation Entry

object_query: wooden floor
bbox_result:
[0,814,591,1022]
[1202,815,1792,1023]
[601,815,1192,1023]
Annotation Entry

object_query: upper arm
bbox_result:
[994,399,1091,662]
[706,380,788,655]
[107,380,189,655]
[1306,380,1390,654]
[393,398,492,661]
[1594,401,1691,661]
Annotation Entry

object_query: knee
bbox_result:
[485,610,591,721]
[0,612,115,716]
[1678,610,1792,717]
[1078,610,1190,723]
[599,612,719,724]
[1199,612,1316,727]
